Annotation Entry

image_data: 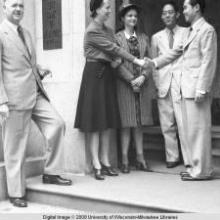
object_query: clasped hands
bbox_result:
[131,57,154,92]
[131,75,146,93]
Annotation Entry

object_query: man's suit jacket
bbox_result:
[0,19,49,110]
[154,18,217,98]
[151,26,187,98]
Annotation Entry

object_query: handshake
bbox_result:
[134,57,156,71]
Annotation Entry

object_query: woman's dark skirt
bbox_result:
[74,61,121,132]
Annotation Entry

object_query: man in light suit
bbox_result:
[151,1,190,169]
[0,0,72,207]
[148,0,217,180]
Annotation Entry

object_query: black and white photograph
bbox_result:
[0,0,219,219]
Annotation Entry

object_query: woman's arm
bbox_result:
[117,65,134,83]
[87,29,145,67]
[141,34,152,79]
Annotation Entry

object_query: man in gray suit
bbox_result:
[147,0,217,180]
[0,0,72,207]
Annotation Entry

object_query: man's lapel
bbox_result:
[158,29,169,50]
[184,28,198,48]
[23,30,34,61]
[2,20,31,61]
[184,18,206,49]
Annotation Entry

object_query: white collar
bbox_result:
[165,25,179,35]
[191,17,204,31]
[5,19,19,33]
[124,30,137,40]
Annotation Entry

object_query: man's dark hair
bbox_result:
[90,0,104,18]
[189,0,206,14]
[162,0,179,13]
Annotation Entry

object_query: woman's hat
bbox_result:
[118,3,141,19]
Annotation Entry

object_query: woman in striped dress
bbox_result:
[116,3,153,173]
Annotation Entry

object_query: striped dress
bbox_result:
[115,31,153,128]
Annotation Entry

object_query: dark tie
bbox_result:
[188,27,193,39]
[17,26,31,58]
[168,29,174,49]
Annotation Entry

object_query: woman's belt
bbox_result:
[86,58,111,64]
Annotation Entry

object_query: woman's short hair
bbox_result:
[90,0,104,18]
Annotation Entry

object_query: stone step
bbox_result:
[0,157,44,201]
[0,200,77,213]
[26,174,187,213]
[143,125,220,151]
[26,172,220,213]
[143,126,220,168]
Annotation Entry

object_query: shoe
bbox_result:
[166,161,180,168]
[135,161,150,172]
[42,174,72,185]
[181,175,213,181]
[94,168,105,180]
[121,164,130,174]
[101,164,118,176]
[9,197,27,208]
[180,171,191,177]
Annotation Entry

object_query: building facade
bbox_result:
[0,0,219,183]
[0,0,117,178]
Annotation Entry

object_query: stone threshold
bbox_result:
[26,171,220,213]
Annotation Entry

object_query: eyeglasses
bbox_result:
[162,10,175,16]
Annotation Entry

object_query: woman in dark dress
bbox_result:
[116,4,153,173]
[74,0,147,180]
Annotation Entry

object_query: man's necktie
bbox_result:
[168,29,174,49]
[17,26,31,58]
[188,27,193,38]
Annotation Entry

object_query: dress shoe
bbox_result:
[9,197,27,208]
[101,164,119,176]
[94,168,105,180]
[180,171,190,177]
[181,175,213,181]
[42,174,72,185]
[166,161,180,168]
[121,164,130,174]
[135,161,150,172]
